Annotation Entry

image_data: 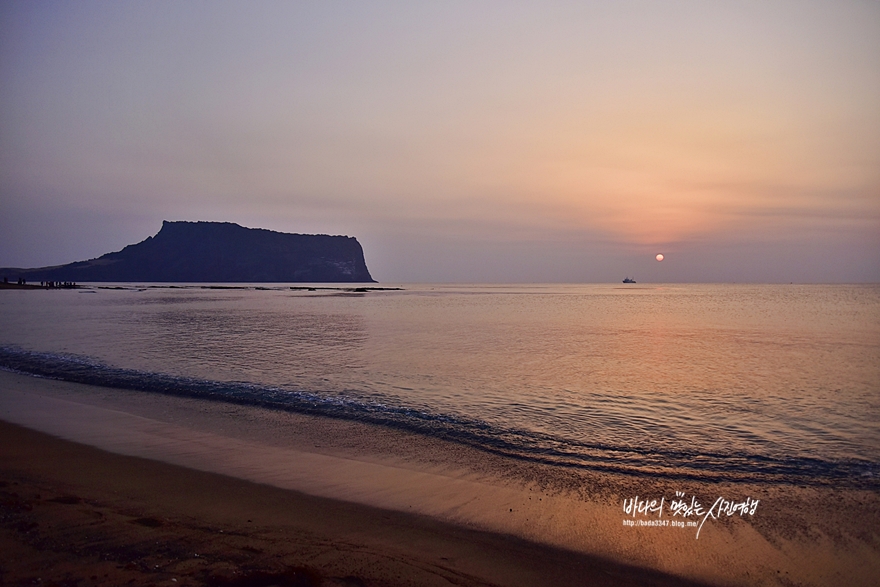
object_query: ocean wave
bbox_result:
[1,346,876,489]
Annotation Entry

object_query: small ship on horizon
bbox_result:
[622,277,636,283]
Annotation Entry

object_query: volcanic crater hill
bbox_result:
[1,221,376,283]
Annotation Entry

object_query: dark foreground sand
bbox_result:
[1,421,714,587]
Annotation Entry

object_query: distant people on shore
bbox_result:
[1,277,76,289]
[37,280,78,289]
[42,280,76,288]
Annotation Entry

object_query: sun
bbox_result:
[655,254,664,261]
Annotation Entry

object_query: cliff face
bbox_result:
[2,221,376,283]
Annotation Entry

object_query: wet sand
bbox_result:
[1,421,717,587]
[1,370,878,586]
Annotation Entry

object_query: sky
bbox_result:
[1,1,878,283]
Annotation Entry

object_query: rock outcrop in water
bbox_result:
[1,221,376,283]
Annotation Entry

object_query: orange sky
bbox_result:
[1,1,878,281]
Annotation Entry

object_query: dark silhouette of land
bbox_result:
[0,221,375,283]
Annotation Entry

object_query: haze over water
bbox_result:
[1,283,878,487]
[2,2,878,283]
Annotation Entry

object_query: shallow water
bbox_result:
[1,283,878,486]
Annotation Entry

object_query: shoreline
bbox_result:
[0,281,73,290]
[1,369,878,586]
[1,421,710,587]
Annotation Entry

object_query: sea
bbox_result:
[1,283,878,489]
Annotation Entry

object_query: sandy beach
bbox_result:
[1,370,878,586]
[1,420,720,587]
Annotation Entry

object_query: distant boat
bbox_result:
[622,277,636,283]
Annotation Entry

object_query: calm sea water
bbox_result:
[1,283,878,487]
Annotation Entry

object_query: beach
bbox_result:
[0,420,712,587]
[2,369,878,587]
[3,0,878,583]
